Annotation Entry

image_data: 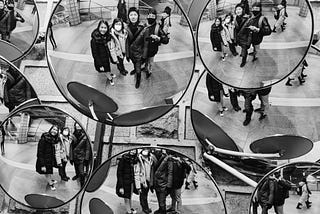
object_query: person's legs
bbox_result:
[0,138,4,155]
[134,60,142,88]
[229,41,238,56]
[155,189,167,213]
[124,198,131,213]
[145,57,153,78]
[117,57,127,75]
[77,162,85,187]
[243,94,253,126]
[168,189,176,211]
[140,183,150,212]
[229,89,240,111]
[258,94,269,120]
[240,45,248,67]
[175,188,182,213]
[252,45,259,61]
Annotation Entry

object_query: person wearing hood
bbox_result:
[6,0,24,40]
[234,3,250,67]
[143,8,168,78]
[36,125,60,191]
[0,0,9,41]
[125,7,146,89]
[116,150,139,214]
[90,20,116,86]
[160,6,171,35]
[134,149,158,214]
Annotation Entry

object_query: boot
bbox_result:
[285,78,293,86]
[135,73,141,89]
[193,181,198,189]
[306,201,311,208]
[185,181,190,190]
[272,26,276,33]
[298,76,305,85]
[296,202,302,209]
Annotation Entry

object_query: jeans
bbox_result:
[74,162,85,186]
[169,188,182,213]
[133,60,142,75]
[58,161,68,178]
[240,45,248,63]
[243,92,255,120]
[155,188,167,213]
[258,94,269,114]
[117,57,125,73]
[140,181,150,211]
[229,89,240,109]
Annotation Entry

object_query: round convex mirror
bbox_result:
[196,0,314,89]
[0,105,93,209]
[81,146,227,214]
[249,162,320,214]
[46,0,195,126]
[0,0,39,62]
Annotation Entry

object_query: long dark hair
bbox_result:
[96,20,110,35]
[224,13,234,23]
[48,125,59,137]
[61,127,70,137]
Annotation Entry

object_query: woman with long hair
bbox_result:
[91,20,116,85]
[36,125,60,191]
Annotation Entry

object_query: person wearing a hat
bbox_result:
[233,3,250,67]
[126,7,146,88]
[160,6,171,35]
[0,0,9,41]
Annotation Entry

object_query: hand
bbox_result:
[138,189,142,194]
[99,66,104,72]
[41,166,46,172]
[209,95,215,100]
[119,188,124,195]
[151,34,160,41]
[143,183,148,188]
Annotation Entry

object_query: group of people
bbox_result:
[253,171,292,214]
[116,148,198,214]
[0,0,25,42]
[90,3,171,88]
[206,73,271,126]
[210,0,288,68]
[36,123,91,190]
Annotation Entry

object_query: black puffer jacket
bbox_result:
[36,133,59,174]
[90,29,111,72]
[210,24,223,51]
[234,15,250,47]
[126,23,146,62]
[70,131,90,165]
[206,73,223,102]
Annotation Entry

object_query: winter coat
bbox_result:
[134,153,157,190]
[298,183,309,203]
[154,155,173,191]
[257,178,275,206]
[171,157,191,189]
[143,22,167,58]
[55,135,70,165]
[206,73,223,102]
[8,10,24,32]
[234,15,250,47]
[69,132,90,165]
[108,28,127,63]
[126,23,146,62]
[90,29,111,72]
[117,1,127,23]
[210,24,223,51]
[222,22,235,43]
[0,9,9,34]
[36,133,59,174]
[116,153,137,198]
[245,14,271,45]
[273,179,291,206]
[160,16,171,35]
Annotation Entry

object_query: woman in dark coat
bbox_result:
[36,125,60,191]
[206,73,227,116]
[90,20,116,86]
[70,123,91,187]
[116,150,138,214]
[126,7,147,89]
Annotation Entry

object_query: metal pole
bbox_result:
[205,139,281,158]
[93,122,105,170]
[107,126,115,159]
[203,152,258,188]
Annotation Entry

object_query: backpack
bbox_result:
[258,16,271,36]
[155,24,169,45]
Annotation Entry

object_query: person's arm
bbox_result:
[16,12,25,23]
[37,134,45,166]
[116,158,124,189]
[90,38,102,68]
[268,179,275,205]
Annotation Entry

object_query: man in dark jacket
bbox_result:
[245,2,271,62]
[154,153,172,214]
[234,3,250,67]
[142,8,168,78]
[257,176,275,214]
[273,171,291,214]
[70,123,91,187]
[167,155,191,214]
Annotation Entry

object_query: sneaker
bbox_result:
[243,118,251,126]
[219,111,224,117]
[49,184,56,191]
[131,209,137,214]
[72,175,78,180]
[259,114,267,121]
[222,107,228,111]
[240,62,246,67]
[51,180,58,184]
[109,78,115,86]
[110,73,116,78]
[221,56,225,61]
[130,69,136,75]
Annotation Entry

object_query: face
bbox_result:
[225,16,231,23]
[75,124,81,131]
[0,2,4,9]
[50,126,58,136]
[235,7,243,16]
[99,23,108,35]
[114,22,122,31]
[62,129,69,136]
[215,19,221,26]
[141,149,150,156]
[129,150,137,156]
[252,6,260,15]
[129,11,138,23]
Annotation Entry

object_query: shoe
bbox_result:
[146,71,152,79]
[272,30,276,33]
[61,177,69,181]
[240,62,246,67]
[296,203,302,209]
[248,52,254,56]
[219,111,224,117]
[223,107,228,111]
[66,176,70,180]
[166,207,175,212]
[185,181,190,189]
[259,114,267,121]
[130,69,136,75]
[285,78,293,86]
[252,56,258,62]
[233,52,239,56]
[254,108,262,112]
[131,209,137,214]
[301,73,307,78]
[135,74,141,89]
[243,118,251,126]
[51,180,58,184]
[142,208,152,213]
[234,107,241,112]
[120,70,127,76]
[72,175,78,180]
[110,73,116,78]
[221,56,225,61]
[193,181,198,189]
[109,78,115,86]
[49,184,56,191]
[298,76,305,85]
